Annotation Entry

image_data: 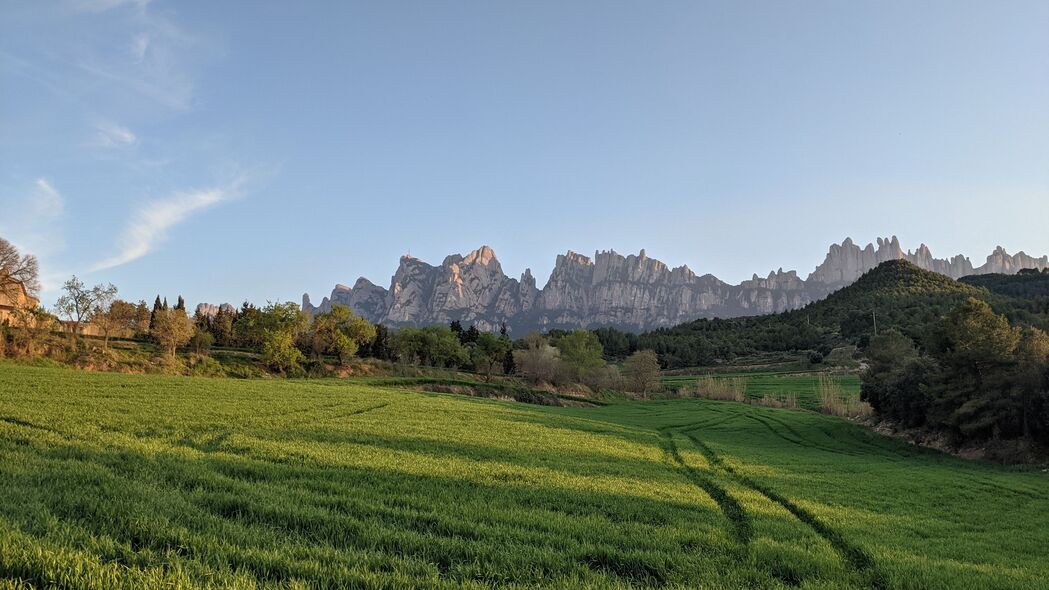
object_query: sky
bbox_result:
[2,0,1048,308]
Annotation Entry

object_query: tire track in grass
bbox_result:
[746,413,864,458]
[680,430,886,589]
[287,402,390,426]
[659,431,752,545]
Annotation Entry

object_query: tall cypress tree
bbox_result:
[176,295,186,312]
[149,296,162,331]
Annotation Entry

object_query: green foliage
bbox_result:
[307,305,376,364]
[593,327,639,360]
[392,326,468,368]
[469,331,512,381]
[862,299,1049,443]
[1,364,1047,588]
[188,327,214,356]
[151,308,194,357]
[261,329,304,375]
[636,261,1049,368]
[556,330,604,373]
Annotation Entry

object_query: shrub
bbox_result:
[693,376,746,402]
[262,330,305,376]
[819,376,872,418]
[187,354,226,377]
[758,392,799,409]
[623,350,662,394]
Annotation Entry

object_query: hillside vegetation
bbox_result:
[636,261,1049,368]
[1,363,1047,589]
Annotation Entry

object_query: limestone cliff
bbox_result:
[302,238,1048,333]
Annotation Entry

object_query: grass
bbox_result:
[664,371,862,411]
[1,362,1047,589]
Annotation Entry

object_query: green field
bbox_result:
[662,372,861,410]
[1,363,1046,589]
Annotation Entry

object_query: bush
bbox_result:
[623,350,662,394]
[187,354,226,377]
[693,376,746,402]
[262,330,305,375]
[758,392,799,409]
[818,376,872,418]
[582,365,622,391]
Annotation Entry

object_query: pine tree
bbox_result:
[463,325,480,345]
[450,320,464,343]
[162,297,169,311]
[149,296,162,331]
[502,348,516,375]
[176,295,186,311]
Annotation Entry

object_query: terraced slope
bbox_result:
[0,363,1046,589]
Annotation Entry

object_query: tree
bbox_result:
[624,350,662,394]
[514,332,559,384]
[189,326,215,355]
[210,306,235,346]
[471,331,511,382]
[85,284,120,350]
[0,237,40,296]
[175,295,186,311]
[450,320,464,343]
[307,305,376,365]
[500,327,515,375]
[370,324,391,360]
[262,329,305,375]
[107,300,142,339]
[392,326,467,368]
[556,329,604,378]
[132,301,151,335]
[151,307,194,357]
[149,296,162,331]
[928,298,1022,439]
[55,277,116,344]
[9,306,54,357]
[1014,328,1049,441]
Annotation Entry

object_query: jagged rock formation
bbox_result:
[194,302,235,319]
[302,237,1048,333]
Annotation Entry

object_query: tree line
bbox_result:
[863,298,1049,448]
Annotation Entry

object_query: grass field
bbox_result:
[662,371,862,410]
[1,363,1047,589]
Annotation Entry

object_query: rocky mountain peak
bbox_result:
[302,237,1049,333]
[462,245,498,267]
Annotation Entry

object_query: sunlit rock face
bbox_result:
[301,238,1048,333]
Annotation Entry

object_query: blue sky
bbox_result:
[2,1,1048,308]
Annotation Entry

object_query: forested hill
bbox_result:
[961,268,1049,299]
[634,260,1049,368]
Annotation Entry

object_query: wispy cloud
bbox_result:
[92,180,244,271]
[131,33,150,63]
[67,0,152,14]
[94,121,137,147]
[30,179,65,217]
[0,178,67,293]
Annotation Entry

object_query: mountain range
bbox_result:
[299,237,1048,333]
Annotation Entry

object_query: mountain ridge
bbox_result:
[300,237,1049,333]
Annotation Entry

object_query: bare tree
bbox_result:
[55,277,117,345]
[514,332,560,384]
[0,237,40,297]
[88,291,124,351]
[624,350,662,395]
